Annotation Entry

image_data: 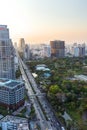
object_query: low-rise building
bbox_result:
[74,75,87,81]
[36,64,50,71]
[0,115,29,130]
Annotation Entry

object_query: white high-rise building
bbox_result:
[74,47,79,57]
[43,45,51,57]
[72,43,85,57]
[0,25,15,79]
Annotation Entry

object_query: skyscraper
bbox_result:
[0,25,15,79]
[50,40,65,58]
[24,44,30,60]
[18,38,25,53]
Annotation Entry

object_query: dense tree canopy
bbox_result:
[49,85,61,94]
[27,57,87,130]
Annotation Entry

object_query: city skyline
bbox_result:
[0,0,87,44]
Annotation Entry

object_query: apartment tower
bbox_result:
[50,40,65,58]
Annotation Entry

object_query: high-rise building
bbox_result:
[72,43,85,57]
[0,25,15,79]
[79,43,85,57]
[50,40,65,58]
[72,43,79,57]
[24,44,30,60]
[0,78,25,110]
[43,45,51,58]
[18,38,25,53]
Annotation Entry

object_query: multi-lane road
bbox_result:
[17,53,64,130]
[19,58,49,130]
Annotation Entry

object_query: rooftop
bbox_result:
[74,75,87,81]
[36,64,47,67]
[36,64,50,71]
[0,78,24,89]
[0,79,9,83]
[0,115,29,130]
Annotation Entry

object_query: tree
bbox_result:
[62,80,72,92]
[49,85,61,94]
[15,68,21,78]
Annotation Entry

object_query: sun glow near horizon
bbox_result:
[0,0,87,44]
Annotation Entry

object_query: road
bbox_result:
[18,58,49,130]
[17,52,64,130]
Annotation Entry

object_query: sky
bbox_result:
[0,0,87,44]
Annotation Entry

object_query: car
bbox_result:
[57,123,59,126]
[51,124,53,126]
[61,126,65,130]
[48,118,51,121]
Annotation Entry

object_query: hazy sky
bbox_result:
[0,0,87,44]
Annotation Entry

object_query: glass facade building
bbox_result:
[0,25,15,79]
